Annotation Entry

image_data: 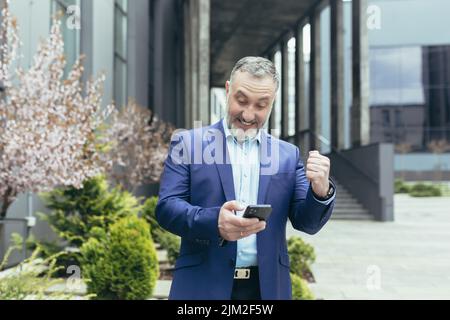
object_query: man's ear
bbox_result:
[225,81,230,95]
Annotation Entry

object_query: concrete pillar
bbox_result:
[269,52,276,133]
[127,0,150,108]
[183,1,192,128]
[281,40,290,139]
[295,24,308,158]
[80,0,93,84]
[184,0,210,128]
[309,10,321,151]
[154,0,183,126]
[351,0,370,147]
[331,0,345,150]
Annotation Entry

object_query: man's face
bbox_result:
[225,71,276,134]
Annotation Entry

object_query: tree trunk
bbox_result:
[1,187,14,220]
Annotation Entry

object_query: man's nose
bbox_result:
[242,110,255,123]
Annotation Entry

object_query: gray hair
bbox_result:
[229,56,280,91]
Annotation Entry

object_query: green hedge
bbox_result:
[287,236,316,279]
[287,236,316,300]
[143,197,180,265]
[31,175,142,277]
[395,179,410,194]
[81,216,159,300]
[395,179,443,197]
[291,273,315,300]
[409,183,442,197]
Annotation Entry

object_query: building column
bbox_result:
[295,23,308,157]
[269,52,276,133]
[331,0,345,151]
[351,0,370,147]
[184,0,210,128]
[281,39,290,139]
[309,10,321,151]
[127,0,150,108]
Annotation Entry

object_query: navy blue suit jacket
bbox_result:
[156,120,334,300]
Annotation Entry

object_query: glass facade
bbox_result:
[369,45,450,152]
[52,0,80,75]
[367,0,450,155]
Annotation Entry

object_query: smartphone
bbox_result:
[242,205,272,221]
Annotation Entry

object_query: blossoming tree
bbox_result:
[0,2,113,219]
[107,100,174,193]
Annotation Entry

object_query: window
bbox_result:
[382,110,391,127]
[51,0,80,75]
[395,110,402,127]
[114,0,128,108]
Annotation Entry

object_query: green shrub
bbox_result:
[409,183,442,197]
[41,175,141,247]
[142,196,161,241]
[287,236,316,280]
[142,197,180,265]
[0,234,82,300]
[32,175,141,275]
[154,229,180,265]
[291,273,315,300]
[80,216,159,300]
[395,179,410,194]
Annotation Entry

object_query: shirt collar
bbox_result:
[222,118,262,144]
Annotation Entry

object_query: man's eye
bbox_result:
[238,100,247,105]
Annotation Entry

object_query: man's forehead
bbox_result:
[230,72,276,96]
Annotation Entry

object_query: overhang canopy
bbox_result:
[210,0,319,87]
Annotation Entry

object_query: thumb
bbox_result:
[223,200,245,212]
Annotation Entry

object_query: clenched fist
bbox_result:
[306,150,331,198]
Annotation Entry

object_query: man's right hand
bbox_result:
[218,201,266,241]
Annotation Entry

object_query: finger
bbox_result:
[307,155,328,163]
[307,163,326,173]
[243,221,266,233]
[223,200,245,212]
[306,170,323,181]
[219,217,266,232]
[222,218,265,233]
[307,158,330,168]
[221,224,244,233]
[228,224,266,240]
[227,214,260,228]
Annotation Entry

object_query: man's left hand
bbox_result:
[306,151,331,198]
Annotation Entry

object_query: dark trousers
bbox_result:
[231,267,261,300]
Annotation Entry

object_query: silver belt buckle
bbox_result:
[234,268,251,280]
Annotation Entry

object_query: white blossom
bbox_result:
[107,100,173,192]
[0,2,113,218]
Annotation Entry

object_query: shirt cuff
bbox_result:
[312,179,336,206]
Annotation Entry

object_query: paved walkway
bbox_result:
[288,194,450,299]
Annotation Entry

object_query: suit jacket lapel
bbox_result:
[210,120,236,202]
[257,129,272,205]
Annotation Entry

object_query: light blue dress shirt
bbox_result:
[222,119,335,268]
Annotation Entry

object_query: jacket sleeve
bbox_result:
[288,147,335,235]
[155,132,221,241]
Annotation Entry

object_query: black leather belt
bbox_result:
[234,266,258,280]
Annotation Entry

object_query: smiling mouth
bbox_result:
[238,118,256,127]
